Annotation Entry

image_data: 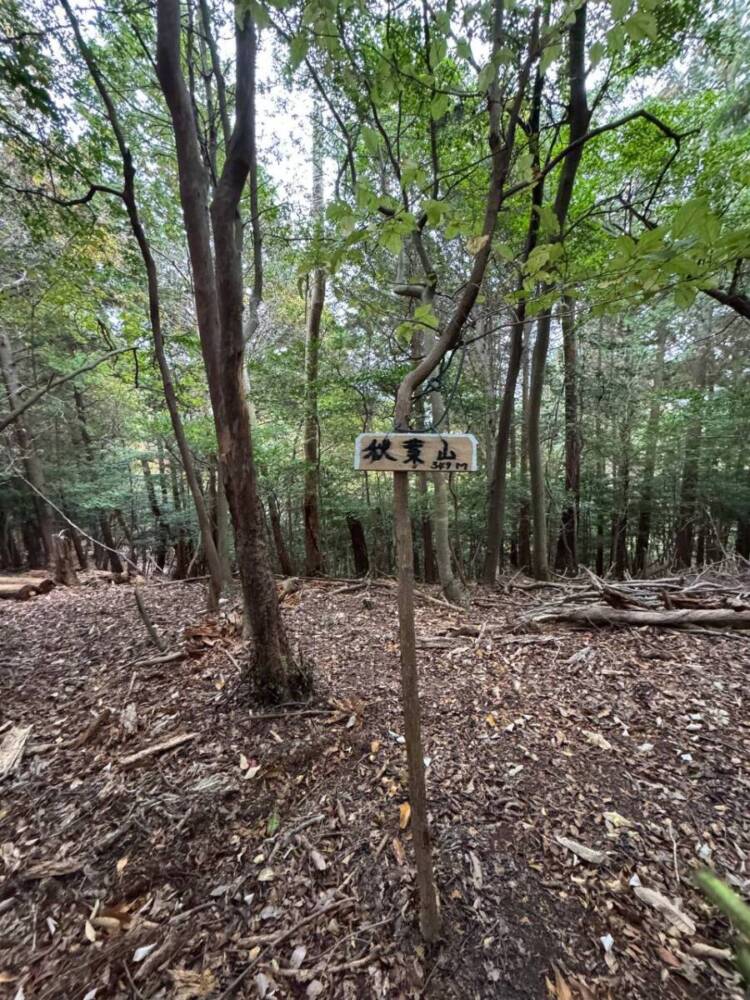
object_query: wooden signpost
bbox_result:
[354,432,478,473]
[354,430,478,942]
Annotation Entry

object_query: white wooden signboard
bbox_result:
[354,433,478,472]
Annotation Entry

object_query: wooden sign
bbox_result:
[354,433,478,472]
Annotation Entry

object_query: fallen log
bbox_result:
[529,606,750,630]
[0,576,55,600]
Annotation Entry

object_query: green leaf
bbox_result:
[429,36,447,67]
[289,33,308,70]
[422,199,444,226]
[673,283,697,309]
[414,303,439,329]
[455,38,472,61]
[536,204,560,236]
[477,63,495,93]
[540,43,561,75]
[362,126,381,155]
[589,41,606,67]
[610,0,630,18]
[379,225,403,255]
[266,812,280,836]
[430,92,452,120]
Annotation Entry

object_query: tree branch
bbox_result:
[0,347,135,434]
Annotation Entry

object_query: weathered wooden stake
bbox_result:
[393,469,441,941]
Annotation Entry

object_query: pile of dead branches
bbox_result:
[521,568,750,632]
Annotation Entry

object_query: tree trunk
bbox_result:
[674,344,710,569]
[303,103,326,577]
[0,330,54,565]
[347,514,369,576]
[634,326,667,574]
[429,387,469,605]
[52,533,80,586]
[141,456,169,570]
[612,421,631,579]
[269,493,295,577]
[518,341,532,571]
[555,296,580,573]
[417,473,437,583]
[527,3,590,580]
[72,387,124,576]
[60,0,225,609]
[156,0,303,701]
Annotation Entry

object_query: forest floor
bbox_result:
[1,575,749,1000]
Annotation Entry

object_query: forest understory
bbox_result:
[1,575,748,1000]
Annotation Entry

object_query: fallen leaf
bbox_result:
[656,945,681,968]
[370,740,380,754]
[133,943,158,963]
[239,753,249,770]
[310,850,327,872]
[84,920,97,943]
[257,867,275,882]
[170,968,217,1000]
[553,965,572,1000]
[116,856,128,876]
[244,765,261,780]
[255,972,269,997]
[469,850,483,889]
[555,835,606,865]
[290,945,306,970]
[399,802,411,830]
[392,837,406,866]
[486,713,497,727]
[634,886,696,935]
[584,730,612,751]
[306,981,324,998]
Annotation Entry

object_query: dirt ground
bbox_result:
[1,576,749,999]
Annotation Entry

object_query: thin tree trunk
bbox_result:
[72,387,124,575]
[303,102,326,577]
[555,295,580,573]
[518,341,532,571]
[417,473,437,583]
[674,343,710,568]
[269,493,295,577]
[634,326,667,574]
[527,3,590,580]
[0,330,54,565]
[347,514,369,576]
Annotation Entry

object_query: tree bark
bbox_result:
[555,296,580,573]
[303,102,326,577]
[674,343,710,569]
[346,514,369,576]
[269,493,295,577]
[634,326,667,574]
[527,3,590,580]
[156,0,303,701]
[0,330,54,565]
[60,0,225,609]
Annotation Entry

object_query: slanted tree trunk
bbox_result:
[555,296,580,573]
[634,326,667,574]
[156,0,303,701]
[303,103,326,577]
[527,3,590,580]
[0,330,54,566]
[60,0,225,609]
